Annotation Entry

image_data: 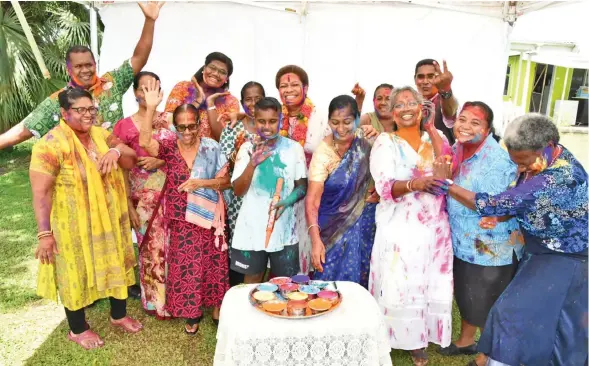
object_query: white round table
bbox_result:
[214,281,393,366]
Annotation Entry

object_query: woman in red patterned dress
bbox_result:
[139,78,230,334]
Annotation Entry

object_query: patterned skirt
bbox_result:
[314,203,376,289]
[165,219,229,319]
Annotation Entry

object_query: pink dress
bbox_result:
[113,113,175,319]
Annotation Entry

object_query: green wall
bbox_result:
[503,54,574,114]
[549,66,574,117]
[503,55,536,109]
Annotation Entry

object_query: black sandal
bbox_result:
[438,342,478,356]
[184,323,199,335]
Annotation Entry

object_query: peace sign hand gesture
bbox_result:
[432,60,453,92]
[138,2,165,21]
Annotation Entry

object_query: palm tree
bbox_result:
[0,2,103,132]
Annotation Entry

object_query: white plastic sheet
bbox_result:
[98,2,508,129]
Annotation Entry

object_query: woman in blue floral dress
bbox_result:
[442,113,588,366]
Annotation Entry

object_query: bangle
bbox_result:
[407,179,414,192]
[37,230,53,240]
[307,224,321,233]
[108,147,121,159]
[208,105,216,111]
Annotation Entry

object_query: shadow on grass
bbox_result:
[24,299,219,366]
[0,142,40,312]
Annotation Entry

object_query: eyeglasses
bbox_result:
[71,106,98,115]
[206,64,228,77]
[175,124,199,132]
[393,101,419,110]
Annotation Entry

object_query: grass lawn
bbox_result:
[0,143,477,366]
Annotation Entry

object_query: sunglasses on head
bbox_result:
[175,123,199,132]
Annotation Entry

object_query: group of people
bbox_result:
[2,3,586,366]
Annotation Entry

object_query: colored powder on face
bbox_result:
[470,132,484,143]
[462,105,486,122]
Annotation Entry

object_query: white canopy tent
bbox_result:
[94,1,577,133]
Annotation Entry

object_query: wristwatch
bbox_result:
[439,89,453,100]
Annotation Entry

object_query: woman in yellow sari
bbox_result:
[30,88,142,350]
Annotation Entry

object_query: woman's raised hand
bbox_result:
[141,78,164,110]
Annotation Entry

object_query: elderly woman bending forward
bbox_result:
[443,113,588,366]
[369,86,453,365]
[31,88,141,350]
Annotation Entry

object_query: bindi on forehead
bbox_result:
[280,73,301,84]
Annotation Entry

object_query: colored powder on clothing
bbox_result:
[255,154,287,194]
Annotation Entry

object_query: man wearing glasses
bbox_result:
[0,2,164,150]
[414,58,459,145]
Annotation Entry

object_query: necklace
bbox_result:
[280,97,314,147]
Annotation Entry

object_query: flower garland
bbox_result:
[279,97,314,147]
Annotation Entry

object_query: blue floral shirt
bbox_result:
[475,147,588,256]
[448,135,524,266]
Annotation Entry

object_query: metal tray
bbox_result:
[248,287,342,319]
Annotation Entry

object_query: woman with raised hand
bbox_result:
[113,71,176,319]
[139,79,230,334]
[165,52,240,141]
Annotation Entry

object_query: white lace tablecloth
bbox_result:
[214,281,392,366]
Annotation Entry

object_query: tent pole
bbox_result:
[89,2,99,62]
[9,0,50,79]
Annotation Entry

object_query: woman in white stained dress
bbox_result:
[369,86,453,366]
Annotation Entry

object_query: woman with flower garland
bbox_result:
[275,65,378,274]
[165,52,240,141]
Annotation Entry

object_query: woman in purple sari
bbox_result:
[305,95,378,288]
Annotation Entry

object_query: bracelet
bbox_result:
[207,105,216,111]
[37,230,53,240]
[407,179,414,192]
[108,147,121,159]
[307,224,321,233]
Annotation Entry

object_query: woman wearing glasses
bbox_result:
[31,88,140,349]
[139,79,230,335]
[369,86,453,365]
[165,52,240,141]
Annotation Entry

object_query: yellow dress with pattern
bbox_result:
[30,120,136,311]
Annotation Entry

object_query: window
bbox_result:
[503,65,511,96]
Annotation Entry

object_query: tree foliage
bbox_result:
[0,2,103,132]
